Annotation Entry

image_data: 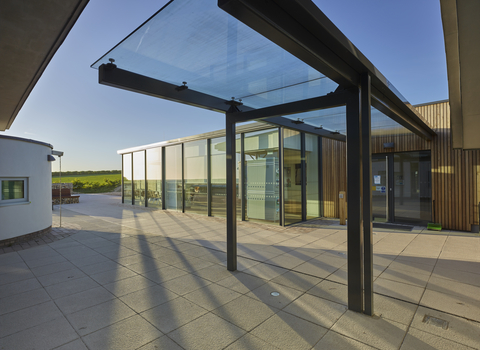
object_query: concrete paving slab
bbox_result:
[0,277,42,298]
[54,339,89,350]
[411,306,480,348]
[82,314,162,350]
[55,286,115,315]
[140,297,208,334]
[216,271,268,294]
[119,284,179,313]
[0,287,51,315]
[160,273,212,296]
[0,315,78,350]
[137,336,183,350]
[250,310,327,350]
[400,328,475,350]
[37,267,87,287]
[374,277,426,303]
[332,310,408,350]
[224,333,280,350]
[247,281,303,309]
[313,330,378,350]
[283,293,347,328]
[44,275,100,299]
[168,312,246,350]
[308,279,348,305]
[212,294,279,331]
[270,269,323,292]
[66,298,136,336]
[183,282,242,311]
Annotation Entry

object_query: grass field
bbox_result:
[52,174,121,184]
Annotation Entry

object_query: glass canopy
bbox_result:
[92,0,338,109]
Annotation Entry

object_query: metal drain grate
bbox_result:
[422,315,449,330]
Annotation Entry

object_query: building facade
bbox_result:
[119,100,480,232]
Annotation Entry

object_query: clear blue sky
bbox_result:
[3,0,447,172]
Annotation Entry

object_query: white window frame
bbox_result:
[0,177,29,205]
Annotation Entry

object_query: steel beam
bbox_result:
[99,64,253,114]
[259,116,346,142]
[361,73,373,315]
[229,93,347,123]
[226,110,237,271]
[346,88,364,313]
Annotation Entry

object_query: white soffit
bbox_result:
[441,0,480,149]
[0,0,89,131]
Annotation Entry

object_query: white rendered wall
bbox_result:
[0,137,52,241]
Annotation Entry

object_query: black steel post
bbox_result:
[144,150,148,207]
[301,132,307,222]
[181,143,185,213]
[361,73,373,316]
[121,155,124,204]
[346,87,364,313]
[279,127,285,226]
[226,110,237,271]
[131,153,134,205]
[207,139,212,216]
[241,133,246,221]
[161,147,166,210]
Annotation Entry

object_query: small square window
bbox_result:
[0,178,28,204]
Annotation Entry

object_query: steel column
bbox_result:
[144,150,148,207]
[207,139,212,216]
[279,127,285,226]
[301,132,307,222]
[318,136,324,217]
[241,133,246,221]
[161,147,166,210]
[226,111,237,271]
[121,155,124,204]
[131,153,134,205]
[361,73,373,315]
[346,87,364,312]
[181,144,185,213]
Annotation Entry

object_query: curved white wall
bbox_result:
[0,136,53,241]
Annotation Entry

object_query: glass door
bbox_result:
[372,156,389,222]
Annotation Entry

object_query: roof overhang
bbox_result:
[219,0,435,140]
[440,0,480,149]
[0,0,89,131]
[93,0,435,141]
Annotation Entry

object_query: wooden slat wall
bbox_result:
[322,101,480,231]
[322,138,346,218]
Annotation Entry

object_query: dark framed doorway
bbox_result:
[372,151,432,225]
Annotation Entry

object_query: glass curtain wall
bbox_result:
[210,136,241,218]
[146,147,162,208]
[133,151,146,206]
[184,140,208,215]
[283,129,302,225]
[123,153,132,204]
[165,145,183,211]
[244,129,279,224]
[394,151,431,222]
[305,134,320,219]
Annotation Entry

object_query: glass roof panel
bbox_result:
[282,106,411,136]
[92,0,338,109]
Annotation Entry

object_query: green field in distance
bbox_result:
[52,173,121,184]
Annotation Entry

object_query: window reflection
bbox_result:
[123,154,132,204]
[306,134,320,220]
[184,140,208,215]
[284,129,302,225]
[133,151,146,206]
[244,129,279,224]
[146,147,162,208]
[165,145,182,211]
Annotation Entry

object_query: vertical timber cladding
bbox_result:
[321,101,480,231]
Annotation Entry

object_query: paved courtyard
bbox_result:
[1,194,479,350]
